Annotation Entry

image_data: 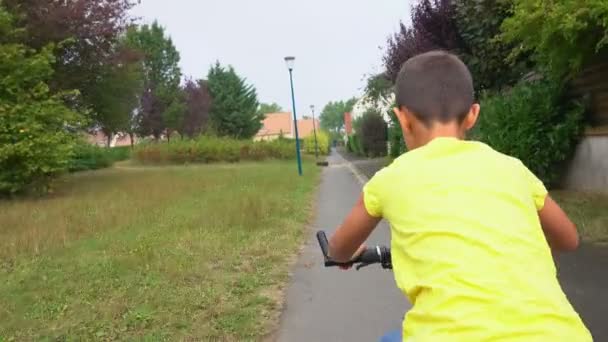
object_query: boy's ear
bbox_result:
[393,107,411,134]
[462,103,480,131]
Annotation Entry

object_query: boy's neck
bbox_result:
[411,122,463,149]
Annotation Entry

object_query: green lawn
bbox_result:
[0,160,319,341]
[553,191,608,244]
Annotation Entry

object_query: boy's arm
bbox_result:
[329,193,382,262]
[538,195,579,252]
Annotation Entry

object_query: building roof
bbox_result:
[257,112,292,137]
[297,118,320,138]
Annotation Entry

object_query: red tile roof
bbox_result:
[257,112,292,137]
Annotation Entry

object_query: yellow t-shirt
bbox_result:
[363,137,591,341]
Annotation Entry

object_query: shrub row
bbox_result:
[304,130,330,155]
[474,79,585,186]
[133,136,296,164]
[68,142,132,172]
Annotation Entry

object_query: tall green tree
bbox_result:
[88,46,144,146]
[0,5,82,195]
[207,63,261,139]
[257,102,283,116]
[126,22,182,139]
[319,98,357,135]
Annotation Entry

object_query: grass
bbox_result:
[553,191,608,244]
[0,160,319,341]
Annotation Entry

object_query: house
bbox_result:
[255,112,320,141]
[87,130,137,147]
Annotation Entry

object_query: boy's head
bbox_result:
[393,50,480,149]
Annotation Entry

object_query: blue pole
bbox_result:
[288,69,303,176]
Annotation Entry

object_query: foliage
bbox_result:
[319,98,357,135]
[384,0,464,82]
[3,0,136,96]
[346,134,364,156]
[133,136,295,164]
[364,73,393,107]
[454,0,531,92]
[126,22,182,139]
[502,0,608,78]
[87,45,144,145]
[163,89,186,141]
[180,79,212,138]
[257,102,283,116]
[207,63,262,139]
[68,142,131,172]
[0,7,83,195]
[473,80,585,185]
[304,130,330,155]
[359,111,388,157]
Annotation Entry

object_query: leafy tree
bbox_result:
[0,6,83,195]
[163,91,186,142]
[319,98,357,135]
[359,110,388,157]
[87,45,144,146]
[384,0,464,82]
[126,22,182,140]
[257,102,283,116]
[207,63,261,139]
[455,0,531,92]
[502,0,608,78]
[180,79,212,138]
[3,0,136,111]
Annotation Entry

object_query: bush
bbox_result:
[304,130,330,155]
[502,0,608,78]
[68,143,132,172]
[473,80,585,186]
[133,136,296,164]
[360,111,388,157]
[347,134,364,156]
[0,8,83,195]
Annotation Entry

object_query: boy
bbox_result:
[328,51,592,341]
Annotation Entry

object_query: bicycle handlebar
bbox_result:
[316,231,392,270]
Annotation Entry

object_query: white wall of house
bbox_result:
[563,135,608,192]
[351,94,394,123]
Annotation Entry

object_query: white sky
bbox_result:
[131,0,412,118]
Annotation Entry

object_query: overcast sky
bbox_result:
[131,1,412,118]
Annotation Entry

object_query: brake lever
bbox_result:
[355,262,373,271]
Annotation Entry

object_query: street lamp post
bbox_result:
[310,105,319,159]
[285,56,303,176]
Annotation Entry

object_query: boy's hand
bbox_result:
[338,244,367,270]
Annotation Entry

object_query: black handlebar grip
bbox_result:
[357,248,382,264]
[316,231,330,259]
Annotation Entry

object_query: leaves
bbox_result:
[501,0,608,78]
[473,80,585,186]
[207,63,261,139]
[319,98,357,134]
[0,6,83,195]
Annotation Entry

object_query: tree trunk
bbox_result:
[129,132,135,149]
[106,133,112,148]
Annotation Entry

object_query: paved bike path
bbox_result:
[276,151,409,342]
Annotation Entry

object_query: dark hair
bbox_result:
[395,50,474,126]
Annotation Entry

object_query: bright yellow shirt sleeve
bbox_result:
[522,163,549,210]
[363,170,385,218]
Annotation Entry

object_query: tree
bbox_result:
[502,0,608,79]
[359,110,388,157]
[126,22,182,140]
[384,0,464,82]
[455,0,531,92]
[207,63,261,139]
[87,45,144,146]
[0,5,83,195]
[319,98,357,135]
[3,0,136,112]
[257,102,283,116]
[180,79,212,138]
